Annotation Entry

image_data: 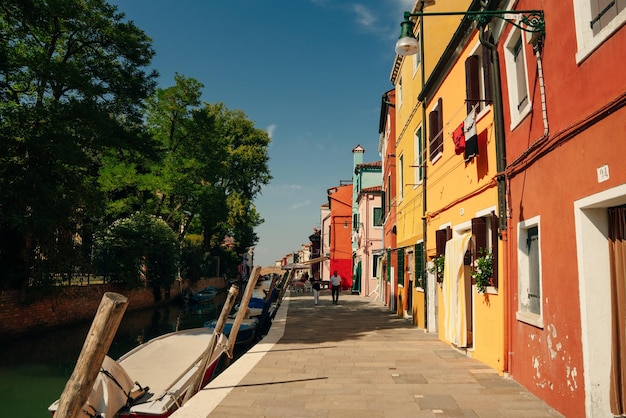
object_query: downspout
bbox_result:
[478,25,509,371]
[419,9,429,332]
[534,36,549,137]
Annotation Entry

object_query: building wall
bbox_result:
[381,89,398,310]
[355,192,383,296]
[422,29,504,372]
[501,1,626,416]
[328,184,353,289]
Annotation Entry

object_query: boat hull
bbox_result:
[49,328,228,418]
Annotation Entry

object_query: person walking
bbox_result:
[311,271,321,305]
[330,270,342,304]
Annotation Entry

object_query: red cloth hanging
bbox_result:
[453,122,465,155]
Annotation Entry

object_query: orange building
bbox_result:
[326,183,353,290]
[499,1,626,416]
[380,89,398,310]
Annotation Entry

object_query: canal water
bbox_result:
[0,281,269,418]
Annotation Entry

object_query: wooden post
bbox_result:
[224,266,261,366]
[276,268,296,308]
[183,284,239,404]
[55,292,129,418]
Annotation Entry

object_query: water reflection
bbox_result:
[0,279,271,418]
[0,291,228,418]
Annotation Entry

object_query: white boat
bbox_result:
[49,328,228,417]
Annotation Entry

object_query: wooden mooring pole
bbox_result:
[183,284,239,404]
[224,266,261,366]
[55,292,129,418]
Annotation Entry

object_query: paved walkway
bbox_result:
[172,291,563,417]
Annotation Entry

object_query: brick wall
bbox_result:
[0,277,225,340]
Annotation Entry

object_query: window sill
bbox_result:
[516,311,544,329]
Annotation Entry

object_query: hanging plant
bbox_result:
[472,251,493,294]
[428,255,445,283]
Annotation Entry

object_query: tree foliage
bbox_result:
[0,2,271,290]
[94,213,179,293]
[0,0,157,288]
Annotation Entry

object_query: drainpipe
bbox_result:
[478,25,508,371]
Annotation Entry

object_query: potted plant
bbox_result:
[429,255,445,283]
[471,250,493,294]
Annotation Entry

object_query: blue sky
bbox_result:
[109,0,413,266]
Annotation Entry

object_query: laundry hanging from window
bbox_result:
[463,107,479,162]
[452,122,465,155]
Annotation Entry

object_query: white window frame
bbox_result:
[372,206,383,228]
[414,125,424,187]
[397,76,403,110]
[398,153,404,202]
[467,41,492,117]
[573,0,626,63]
[412,33,421,77]
[503,27,531,130]
[429,99,443,164]
[516,216,544,328]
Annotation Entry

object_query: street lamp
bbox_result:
[395,9,545,56]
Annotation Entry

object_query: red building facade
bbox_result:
[498,2,626,416]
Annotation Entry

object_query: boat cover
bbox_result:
[49,355,135,417]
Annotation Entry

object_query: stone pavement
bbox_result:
[172,291,563,418]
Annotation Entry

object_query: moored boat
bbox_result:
[204,317,258,346]
[191,286,218,304]
[49,328,228,417]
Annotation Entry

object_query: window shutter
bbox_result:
[415,242,424,287]
[472,216,488,254]
[436,98,444,157]
[491,212,499,288]
[428,109,439,161]
[465,55,480,113]
[435,229,447,256]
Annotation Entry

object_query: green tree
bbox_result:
[201,103,271,256]
[0,0,157,289]
[142,76,271,274]
[94,213,179,297]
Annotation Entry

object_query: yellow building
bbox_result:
[391,0,471,330]
[393,1,505,373]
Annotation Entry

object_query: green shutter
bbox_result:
[415,243,423,288]
[397,248,405,286]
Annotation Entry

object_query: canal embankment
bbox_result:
[0,276,228,340]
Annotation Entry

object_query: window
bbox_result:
[504,29,531,129]
[471,212,499,289]
[373,207,383,227]
[465,44,492,113]
[428,98,443,161]
[414,242,424,288]
[573,0,626,62]
[399,154,404,201]
[397,76,403,109]
[412,33,421,76]
[414,126,424,185]
[517,217,543,328]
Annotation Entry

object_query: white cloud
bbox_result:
[284,184,303,190]
[266,123,277,139]
[352,4,376,28]
[290,199,311,210]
